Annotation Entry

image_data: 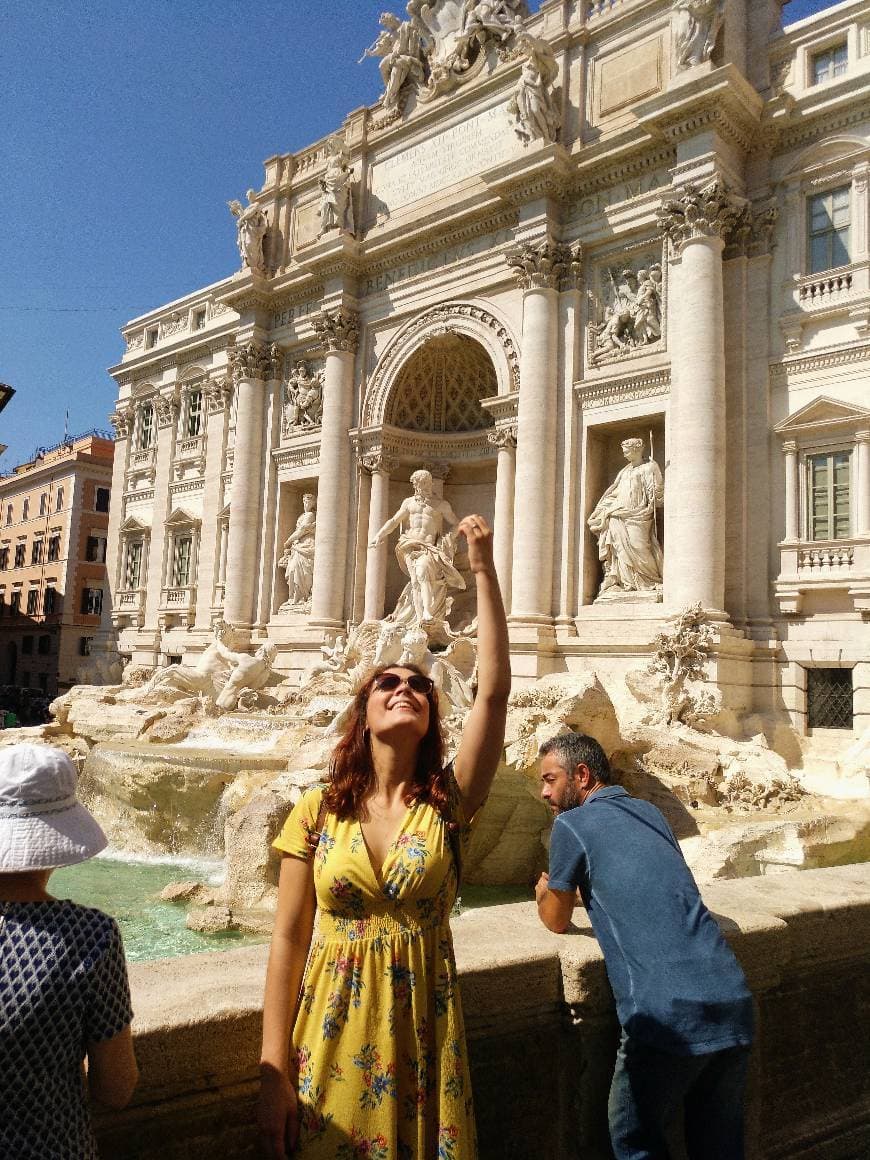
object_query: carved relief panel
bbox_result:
[281,357,325,438]
[587,244,667,368]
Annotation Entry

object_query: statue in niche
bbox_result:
[588,438,664,603]
[282,361,324,432]
[369,468,466,640]
[359,11,426,113]
[672,0,724,70]
[590,261,663,365]
[228,190,268,273]
[508,32,560,145]
[278,493,317,611]
[215,642,278,711]
[319,136,355,236]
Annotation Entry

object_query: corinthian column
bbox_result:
[362,452,397,622]
[223,340,280,629]
[505,241,571,625]
[310,308,359,628]
[488,426,518,612]
[658,181,744,614]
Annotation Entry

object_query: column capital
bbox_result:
[488,425,518,450]
[155,392,179,428]
[205,377,234,413]
[227,339,281,383]
[781,439,798,455]
[314,307,360,353]
[725,202,779,260]
[506,240,582,291]
[109,406,133,440]
[361,451,398,476]
[657,179,746,253]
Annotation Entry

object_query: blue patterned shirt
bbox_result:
[0,900,134,1159]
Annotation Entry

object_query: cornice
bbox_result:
[769,97,870,156]
[574,366,671,410]
[635,64,764,157]
[567,143,676,201]
[769,342,870,382]
[108,333,234,382]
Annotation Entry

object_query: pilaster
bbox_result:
[143,389,179,638]
[193,378,232,630]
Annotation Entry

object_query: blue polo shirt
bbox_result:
[548,785,754,1056]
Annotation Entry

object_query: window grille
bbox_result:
[807,668,853,730]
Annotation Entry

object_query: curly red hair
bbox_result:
[323,664,449,821]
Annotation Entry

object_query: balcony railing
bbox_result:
[798,270,853,304]
[160,585,197,610]
[798,541,856,572]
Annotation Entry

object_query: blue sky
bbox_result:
[0,0,839,468]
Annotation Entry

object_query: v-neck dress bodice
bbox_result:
[273,779,476,1160]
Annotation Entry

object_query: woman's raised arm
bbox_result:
[453,514,511,817]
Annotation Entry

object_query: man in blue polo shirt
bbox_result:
[535,732,753,1160]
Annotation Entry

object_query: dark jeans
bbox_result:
[608,1031,751,1160]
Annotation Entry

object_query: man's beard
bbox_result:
[558,782,583,812]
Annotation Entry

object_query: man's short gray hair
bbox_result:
[538,733,612,784]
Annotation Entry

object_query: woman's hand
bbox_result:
[258,1064,299,1159]
[458,514,495,575]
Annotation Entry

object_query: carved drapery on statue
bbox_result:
[360,0,529,120]
[318,135,356,236]
[282,360,324,433]
[588,438,664,603]
[228,190,268,274]
[672,0,724,70]
[508,32,560,145]
[278,494,317,611]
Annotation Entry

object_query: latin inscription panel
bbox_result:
[370,102,521,213]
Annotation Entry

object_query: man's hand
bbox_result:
[534,872,550,905]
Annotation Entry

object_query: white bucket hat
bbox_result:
[0,744,107,871]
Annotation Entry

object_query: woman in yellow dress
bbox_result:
[259,514,509,1159]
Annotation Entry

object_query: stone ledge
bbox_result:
[95,864,870,1158]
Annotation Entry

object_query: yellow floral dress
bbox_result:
[272,779,477,1160]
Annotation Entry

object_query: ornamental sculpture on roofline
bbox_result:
[508,32,560,145]
[228,190,268,274]
[672,0,724,70]
[360,0,529,118]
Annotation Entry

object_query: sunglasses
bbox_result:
[371,672,434,696]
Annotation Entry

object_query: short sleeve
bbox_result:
[547,815,587,895]
[84,918,133,1043]
[272,786,325,860]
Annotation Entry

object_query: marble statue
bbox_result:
[508,32,560,145]
[591,262,663,364]
[369,468,466,636]
[215,642,278,712]
[319,135,355,236]
[228,191,268,273]
[282,361,324,432]
[588,438,664,602]
[359,11,426,113]
[278,493,317,611]
[673,0,724,69]
[456,0,525,61]
[121,620,235,705]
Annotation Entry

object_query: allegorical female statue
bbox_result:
[588,438,664,601]
[278,493,317,611]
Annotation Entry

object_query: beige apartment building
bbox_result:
[0,433,114,696]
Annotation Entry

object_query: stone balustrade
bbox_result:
[798,269,854,304]
[798,541,857,572]
[94,865,870,1160]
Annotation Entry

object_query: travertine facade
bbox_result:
[96,0,870,743]
[0,433,114,695]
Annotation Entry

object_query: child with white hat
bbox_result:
[0,744,138,1158]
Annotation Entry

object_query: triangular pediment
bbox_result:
[775,396,870,436]
[120,514,151,532]
[164,507,200,528]
[217,503,231,520]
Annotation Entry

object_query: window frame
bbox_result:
[810,41,848,86]
[807,184,851,276]
[95,487,110,513]
[138,402,155,450]
[803,444,854,542]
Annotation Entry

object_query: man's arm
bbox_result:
[535,873,577,934]
[370,499,409,546]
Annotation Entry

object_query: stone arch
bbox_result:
[178,363,208,384]
[362,302,519,428]
[386,334,497,433]
[779,134,870,182]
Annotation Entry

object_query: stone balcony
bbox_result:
[775,536,870,616]
[780,261,870,352]
[158,585,197,630]
[111,589,145,629]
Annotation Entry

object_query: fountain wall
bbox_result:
[93,864,870,1160]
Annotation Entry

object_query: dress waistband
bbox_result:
[316,907,445,944]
